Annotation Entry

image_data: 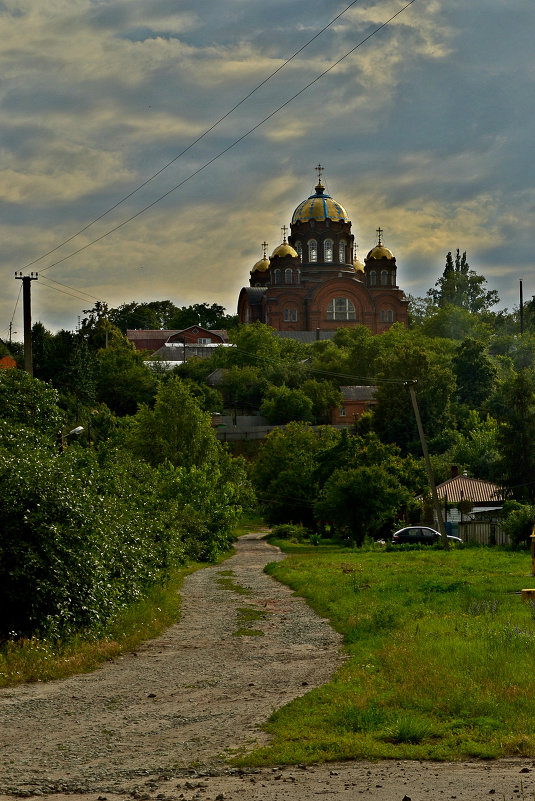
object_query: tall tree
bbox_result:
[427,250,499,313]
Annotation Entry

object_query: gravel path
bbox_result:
[1,530,533,801]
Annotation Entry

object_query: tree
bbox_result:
[252,423,340,527]
[126,376,220,469]
[452,338,497,408]
[96,342,157,416]
[314,465,409,545]
[0,368,64,435]
[167,302,238,331]
[108,300,179,333]
[497,370,535,502]
[260,385,314,424]
[427,250,499,313]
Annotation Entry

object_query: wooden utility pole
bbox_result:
[520,279,524,335]
[405,380,449,548]
[14,271,38,376]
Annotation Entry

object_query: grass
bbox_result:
[0,562,206,687]
[235,541,535,765]
[0,510,262,688]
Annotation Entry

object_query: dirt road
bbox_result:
[1,531,533,801]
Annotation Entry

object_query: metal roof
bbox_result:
[435,475,505,504]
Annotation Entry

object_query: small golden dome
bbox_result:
[271,242,298,259]
[353,257,365,273]
[251,256,270,274]
[366,245,394,260]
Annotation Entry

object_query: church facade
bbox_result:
[237,168,408,333]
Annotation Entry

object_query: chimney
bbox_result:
[451,465,459,479]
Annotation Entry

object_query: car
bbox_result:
[391,526,463,545]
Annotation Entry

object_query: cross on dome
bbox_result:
[261,241,268,259]
[281,225,288,243]
[376,226,384,245]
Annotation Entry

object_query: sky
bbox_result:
[1,0,534,336]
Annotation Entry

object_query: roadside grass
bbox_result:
[0,562,206,687]
[236,542,535,764]
[0,511,262,688]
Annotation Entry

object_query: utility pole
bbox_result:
[14,272,38,376]
[520,279,524,335]
[405,380,449,548]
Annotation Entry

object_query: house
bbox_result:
[331,386,377,425]
[435,469,505,522]
[127,326,228,353]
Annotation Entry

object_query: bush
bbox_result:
[271,524,309,542]
[500,500,535,549]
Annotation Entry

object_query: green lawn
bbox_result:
[238,542,535,764]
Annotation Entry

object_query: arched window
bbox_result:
[274,268,281,285]
[388,309,394,323]
[381,270,388,286]
[308,239,317,262]
[326,297,356,321]
[296,241,303,259]
[369,270,377,286]
[285,268,293,284]
[338,240,346,263]
[284,308,298,322]
[324,239,333,262]
[380,309,386,323]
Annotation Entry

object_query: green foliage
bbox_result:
[427,250,499,314]
[96,341,157,415]
[126,375,220,468]
[497,370,535,502]
[500,500,535,549]
[260,385,314,424]
[242,546,535,764]
[315,465,409,545]
[452,338,497,408]
[167,302,238,331]
[0,368,64,434]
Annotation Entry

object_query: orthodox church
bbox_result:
[237,166,408,334]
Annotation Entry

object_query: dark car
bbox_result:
[391,526,463,545]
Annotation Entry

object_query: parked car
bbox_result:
[391,526,463,545]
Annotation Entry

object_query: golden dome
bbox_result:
[271,242,298,259]
[353,257,365,273]
[366,244,394,260]
[251,256,270,274]
[291,182,349,224]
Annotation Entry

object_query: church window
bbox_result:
[308,239,317,262]
[285,268,293,284]
[274,268,281,284]
[338,240,346,263]
[339,407,347,417]
[369,271,376,286]
[326,297,356,321]
[296,241,303,259]
[388,309,394,323]
[381,270,388,286]
[284,308,298,322]
[380,309,386,323]
[324,239,333,262]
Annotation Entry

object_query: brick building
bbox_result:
[237,167,408,334]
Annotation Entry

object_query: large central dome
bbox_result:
[291,181,349,224]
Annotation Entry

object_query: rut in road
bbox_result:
[0,531,343,796]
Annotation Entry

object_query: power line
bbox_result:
[39,275,103,304]
[38,277,104,305]
[20,0,365,273]
[36,0,418,275]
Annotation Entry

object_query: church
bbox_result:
[237,166,408,334]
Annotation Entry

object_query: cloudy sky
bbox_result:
[1,0,533,336]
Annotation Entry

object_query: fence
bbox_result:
[457,521,509,546]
